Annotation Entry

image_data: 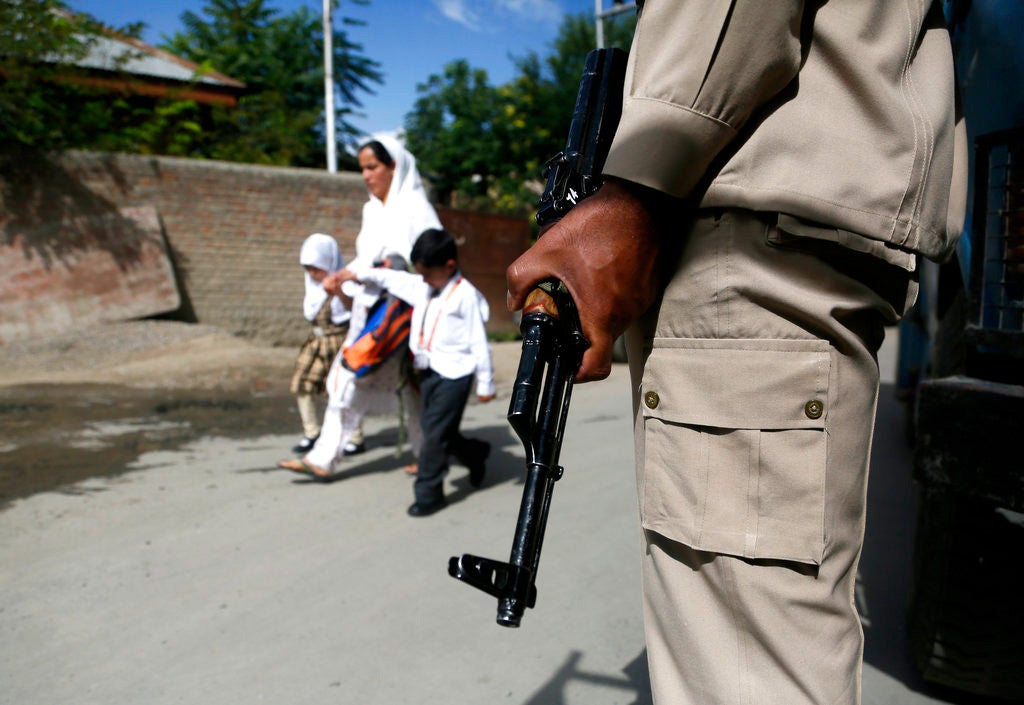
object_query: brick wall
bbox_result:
[0,148,529,345]
[436,206,528,334]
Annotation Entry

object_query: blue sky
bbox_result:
[68,0,615,139]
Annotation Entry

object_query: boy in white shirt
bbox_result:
[336,229,496,516]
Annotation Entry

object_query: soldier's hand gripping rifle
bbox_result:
[448,47,628,628]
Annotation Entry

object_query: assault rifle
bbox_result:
[448,47,628,627]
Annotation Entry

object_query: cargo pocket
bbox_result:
[639,338,831,566]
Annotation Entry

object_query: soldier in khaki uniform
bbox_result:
[507,1,966,703]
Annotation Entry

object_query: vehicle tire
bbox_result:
[908,487,1024,700]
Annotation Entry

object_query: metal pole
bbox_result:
[595,1,636,49]
[322,0,337,173]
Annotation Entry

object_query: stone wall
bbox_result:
[0,148,530,345]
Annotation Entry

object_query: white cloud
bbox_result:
[495,0,562,23]
[434,0,482,30]
[432,0,562,31]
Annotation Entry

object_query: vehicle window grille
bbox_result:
[969,129,1024,350]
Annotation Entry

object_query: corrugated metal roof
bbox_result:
[59,32,245,90]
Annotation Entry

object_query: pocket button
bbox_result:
[644,391,660,409]
[804,399,824,419]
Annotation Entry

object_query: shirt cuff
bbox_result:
[603,96,735,199]
[475,376,496,397]
[340,280,360,298]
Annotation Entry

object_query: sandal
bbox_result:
[277,457,332,481]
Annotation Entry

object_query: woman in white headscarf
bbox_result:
[276,136,437,478]
[336,135,441,457]
[348,134,442,271]
[332,135,443,457]
[288,233,350,454]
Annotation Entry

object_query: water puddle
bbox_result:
[0,383,295,507]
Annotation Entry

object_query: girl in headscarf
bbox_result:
[289,233,350,454]
[277,251,423,480]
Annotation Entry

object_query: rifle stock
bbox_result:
[448,48,628,627]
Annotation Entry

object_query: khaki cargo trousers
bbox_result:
[625,209,915,705]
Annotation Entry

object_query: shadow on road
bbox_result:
[521,649,652,705]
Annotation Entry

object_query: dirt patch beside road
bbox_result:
[0,321,300,506]
[0,321,523,507]
[0,320,296,392]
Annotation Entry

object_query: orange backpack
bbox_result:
[341,294,412,377]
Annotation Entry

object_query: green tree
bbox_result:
[1,0,142,149]
[163,0,383,166]
[403,10,635,216]
[522,11,637,150]
[404,60,506,210]
[0,0,94,64]
[0,1,228,156]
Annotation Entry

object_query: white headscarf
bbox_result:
[352,133,442,269]
[299,233,348,323]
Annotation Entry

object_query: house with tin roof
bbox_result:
[47,26,246,107]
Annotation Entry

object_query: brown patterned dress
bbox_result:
[290,298,349,395]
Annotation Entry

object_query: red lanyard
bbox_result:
[418,276,462,351]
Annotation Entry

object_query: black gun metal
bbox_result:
[448,47,628,628]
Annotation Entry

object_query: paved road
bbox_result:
[0,331,985,704]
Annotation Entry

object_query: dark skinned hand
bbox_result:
[506,177,669,383]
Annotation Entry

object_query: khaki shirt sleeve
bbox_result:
[604,0,806,198]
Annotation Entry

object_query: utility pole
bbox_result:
[322,0,337,173]
[594,0,635,49]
